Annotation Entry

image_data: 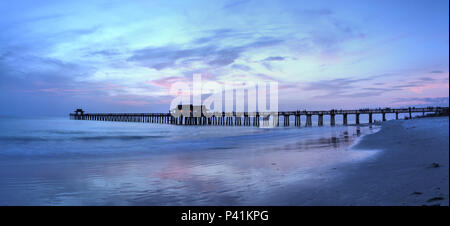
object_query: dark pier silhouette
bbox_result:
[70,106,449,127]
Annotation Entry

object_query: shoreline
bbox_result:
[0,116,447,205]
[259,116,449,206]
[0,117,377,205]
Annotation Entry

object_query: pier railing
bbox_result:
[69,107,449,127]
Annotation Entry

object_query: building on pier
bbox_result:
[171,104,208,117]
[72,109,85,120]
[74,109,84,115]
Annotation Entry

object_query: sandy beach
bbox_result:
[262,116,449,206]
[0,116,448,205]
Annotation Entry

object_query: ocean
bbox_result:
[0,115,405,205]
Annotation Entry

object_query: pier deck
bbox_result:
[69,107,449,126]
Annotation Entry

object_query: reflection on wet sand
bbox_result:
[0,124,379,205]
[0,114,384,205]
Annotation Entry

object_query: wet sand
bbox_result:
[260,117,449,206]
[0,118,377,205]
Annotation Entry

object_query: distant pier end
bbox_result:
[69,106,449,127]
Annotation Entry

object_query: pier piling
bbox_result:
[70,107,449,127]
[306,114,312,126]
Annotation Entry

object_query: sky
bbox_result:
[0,0,448,116]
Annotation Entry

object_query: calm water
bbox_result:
[0,116,384,205]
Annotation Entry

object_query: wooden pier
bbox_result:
[70,107,449,127]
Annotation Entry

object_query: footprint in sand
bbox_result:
[429,162,440,168]
[427,197,444,202]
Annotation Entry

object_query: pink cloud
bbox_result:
[407,83,449,94]
[116,100,149,106]
[147,76,188,89]
[25,82,129,95]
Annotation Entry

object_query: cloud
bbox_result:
[0,50,172,113]
[299,8,333,16]
[6,13,66,26]
[192,29,237,44]
[298,77,412,99]
[0,51,94,89]
[127,45,217,70]
[302,77,371,92]
[63,25,101,36]
[364,87,402,92]
[419,77,435,81]
[222,0,250,9]
[207,47,242,67]
[393,97,449,106]
[115,100,149,106]
[0,50,148,101]
[388,74,448,94]
[254,73,277,81]
[87,49,121,57]
[127,37,283,70]
[391,84,419,89]
[148,76,189,89]
[299,16,366,55]
[313,91,384,99]
[263,56,285,61]
[430,70,444,74]
[231,64,251,71]
[260,56,286,70]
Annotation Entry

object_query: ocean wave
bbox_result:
[46,130,89,135]
[0,135,166,142]
[0,136,48,142]
[75,135,165,141]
